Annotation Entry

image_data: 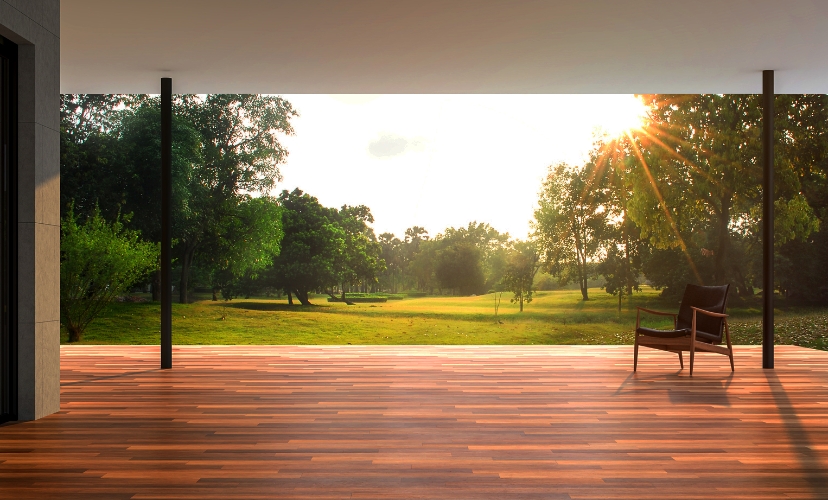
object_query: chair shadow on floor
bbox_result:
[613,369,735,407]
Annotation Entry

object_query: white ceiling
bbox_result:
[60,0,828,94]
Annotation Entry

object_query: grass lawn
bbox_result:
[61,286,828,350]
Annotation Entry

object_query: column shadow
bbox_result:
[764,370,828,497]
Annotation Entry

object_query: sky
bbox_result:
[275,94,645,240]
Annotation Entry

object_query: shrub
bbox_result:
[60,207,159,342]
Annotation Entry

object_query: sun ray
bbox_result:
[634,123,724,193]
[628,139,703,284]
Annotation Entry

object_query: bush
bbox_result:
[327,297,388,303]
[60,207,159,342]
[341,292,404,300]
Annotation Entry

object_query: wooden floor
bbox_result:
[1,345,828,499]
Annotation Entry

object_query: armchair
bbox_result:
[634,284,733,375]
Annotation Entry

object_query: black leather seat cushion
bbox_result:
[636,326,721,343]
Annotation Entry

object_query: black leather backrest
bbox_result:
[676,284,730,340]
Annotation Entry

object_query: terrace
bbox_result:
[2,345,828,498]
[2,0,828,498]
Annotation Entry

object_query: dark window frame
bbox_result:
[0,35,18,423]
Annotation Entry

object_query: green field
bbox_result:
[60,287,828,350]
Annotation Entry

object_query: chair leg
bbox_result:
[634,339,639,372]
[724,320,734,372]
[689,343,695,376]
[678,351,684,369]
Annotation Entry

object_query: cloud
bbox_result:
[368,133,426,158]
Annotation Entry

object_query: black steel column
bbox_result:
[161,78,172,369]
[762,70,774,369]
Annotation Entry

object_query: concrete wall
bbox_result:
[0,0,60,420]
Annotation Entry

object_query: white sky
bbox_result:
[276,94,644,240]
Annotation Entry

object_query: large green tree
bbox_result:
[378,232,404,293]
[403,226,429,290]
[589,137,648,306]
[269,189,345,305]
[435,241,485,295]
[207,196,284,300]
[60,94,131,221]
[114,101,203,299]
[172,94,297,302]
[441,222,510,291]
[534,162,607,301]
[60,94,297,303]
[630,94,820,296]
[332,205,385,299]
[774,95,828,301]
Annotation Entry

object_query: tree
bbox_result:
[773,95,828,302]
[409,239,438,292]
[60,94,131,221]
[441,221,511,291]
[207,196,284,300]
[378,232,403,293]
[501,241,540,312]
[534,162,607,301]
[59,94,294,303]
[60,207,159,342]
[173,94,297,303]
[269,189,345,305]
[629,94,821,296]
[435,241,485,295]
[114,101,203,300]
[590,137,648,307]
[598,240,647,312]
[403,226,429,290]
[332,205,385,299]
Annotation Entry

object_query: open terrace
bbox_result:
[2,345,827,499]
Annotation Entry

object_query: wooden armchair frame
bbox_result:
[634,305,734,376]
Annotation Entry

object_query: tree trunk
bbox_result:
[714,196,732,284]
[287,290,293,305]
[328,289,354,305]
[623,210,633,296]
[212,289,218,301]
[519,295,524,312]
[733,267,754,297]
[67,326,82,343]
[574,224,589,301]
[618,290,622,313]
[294,289,312,306]
[179,243,197,304]
[151,270,161,301]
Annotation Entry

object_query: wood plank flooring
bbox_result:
[1,345,828,499]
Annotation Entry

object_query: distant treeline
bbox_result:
[61,94,828,309]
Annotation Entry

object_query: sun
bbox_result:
[598,95,649,138]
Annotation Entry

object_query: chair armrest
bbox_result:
[636,307,678,318]
[636,307,678,331]
[690,306,728,318]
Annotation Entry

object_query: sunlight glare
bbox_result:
[597,95,648,138]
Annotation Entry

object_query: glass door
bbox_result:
[0,35,16,423]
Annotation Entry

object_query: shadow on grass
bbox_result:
[223,301,329,312]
